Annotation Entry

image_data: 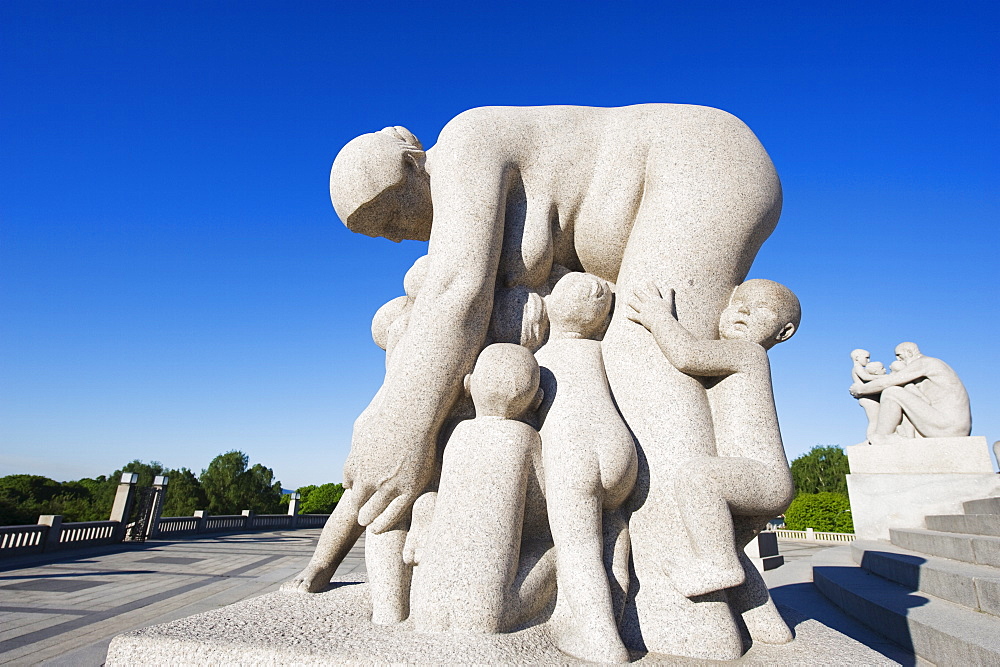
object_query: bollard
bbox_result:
[38,515,63,552]
[806,527,815,540]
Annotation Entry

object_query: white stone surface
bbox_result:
[846,436,993,474]
[105,575,899,666]
[847,473,1000,540]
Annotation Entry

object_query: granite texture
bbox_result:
[849,343,972,446]
[287,105,796,661]
[847,473,1000,540]
[846,437,993,474]
[106,575,900,666]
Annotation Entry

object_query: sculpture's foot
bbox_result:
[551,622,630,664]
[669,561,746,599]
[281,563,335,593]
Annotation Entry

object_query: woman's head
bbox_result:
[330,127,432,242]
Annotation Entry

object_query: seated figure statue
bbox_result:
[850,342,971,445]
[626,279,797,606]
[533,271,636,664]
[408,343,553,634]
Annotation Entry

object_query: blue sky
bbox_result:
[2,2,997,488]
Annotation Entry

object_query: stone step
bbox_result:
[813,544,1000,665]
[851,539,1000,616]
[890,527,1000,568]
[963,497,1000,515]
[925,513,1000,537]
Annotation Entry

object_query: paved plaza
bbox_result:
[0,534,916,665]
[0,529,363,665]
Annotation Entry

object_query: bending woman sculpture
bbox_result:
[313,105,783,659]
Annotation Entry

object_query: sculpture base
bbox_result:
[106,574,897,665]
[847,473,1000,541]
[846,436,1000,541]
[847,436,992,474]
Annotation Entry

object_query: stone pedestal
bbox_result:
[104,574,900,665]
[846,436,1000,540]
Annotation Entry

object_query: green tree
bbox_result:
[160,468,208,517]
[790,445,849,495]
[300,483,344,514]
[785,492,853,532]
[200,451,283,514]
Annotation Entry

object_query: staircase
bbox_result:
[813,496,1000,665]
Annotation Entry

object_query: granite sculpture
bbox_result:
[849,342,972,445]
[289,104,798,661]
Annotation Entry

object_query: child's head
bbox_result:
[546,272,613,339]
[719,279,800,349]
[489,286,549,352]
[464,343,541,419]
[865,361,886,375]
[851,349,871,365]
[889,359,907,373]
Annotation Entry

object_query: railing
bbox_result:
[774,528,856,542]
[155,516,199,536]
[202,515,248,532]
[58,520,118,548]
[252,514,294,530]
[0,524,47,556]
[2,509,334,559]
[296,514,330,528]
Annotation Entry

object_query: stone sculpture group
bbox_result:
[286,105,802,661]
[849,343,972,445]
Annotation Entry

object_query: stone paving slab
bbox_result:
[0,528,362,666]
[1,534,918,665]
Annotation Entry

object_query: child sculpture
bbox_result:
[627,278,798,607]
[533,272,636,664]
[850,349,885,443]
[284,256,430,626]
[409,343,553,633]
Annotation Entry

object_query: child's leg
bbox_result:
[727,516,792,645]
[366,521,412,625]
[604,507,631,624]
[545,445,630,664]
[669,457,791,597]
[284,488,366,592]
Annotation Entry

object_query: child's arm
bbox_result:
[626,282,758,377]
[853,362,877,383]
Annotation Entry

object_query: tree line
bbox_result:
[0,450,342,526]
[785,445,853,533]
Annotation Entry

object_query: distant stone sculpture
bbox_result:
[290,104,794,661]
[850,343,972,445]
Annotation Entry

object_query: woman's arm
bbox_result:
[346,135,512,533]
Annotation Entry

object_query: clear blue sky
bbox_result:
[2,2,997,489]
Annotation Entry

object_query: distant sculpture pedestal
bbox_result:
[846,436,1000,540]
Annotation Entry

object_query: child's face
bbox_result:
[719,285,787,346]
[852,351,870,365]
